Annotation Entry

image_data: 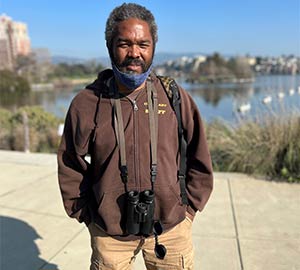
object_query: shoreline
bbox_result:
[30,77,93,92]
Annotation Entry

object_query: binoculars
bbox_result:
[126,190,155,235]
[125,189,167,259]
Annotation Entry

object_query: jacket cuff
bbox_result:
[187,205,197,217]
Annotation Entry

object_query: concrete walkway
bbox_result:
[0,150,299,270]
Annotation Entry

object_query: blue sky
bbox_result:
[1,0,299,59]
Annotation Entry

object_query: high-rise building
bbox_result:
[0,14,31,70]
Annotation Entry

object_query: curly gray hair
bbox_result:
[105,3,158,50]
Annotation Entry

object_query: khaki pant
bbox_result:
[88,217,194,270]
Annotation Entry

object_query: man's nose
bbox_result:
[128,45,140,58]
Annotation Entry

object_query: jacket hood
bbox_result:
[86,69,114,96]
[86,69,158,97]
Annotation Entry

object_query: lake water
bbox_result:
[1,75,300,124]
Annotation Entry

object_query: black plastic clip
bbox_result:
[120,165,128,184]
[151,164,157,183]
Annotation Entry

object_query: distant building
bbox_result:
[0,14,31,70]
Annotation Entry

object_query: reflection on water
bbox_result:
[1,75,300,123]
[0,87,77,119]
[185,75,300,123]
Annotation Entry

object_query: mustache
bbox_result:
[119,58,146,69]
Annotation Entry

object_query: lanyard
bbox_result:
[112,80,158,191]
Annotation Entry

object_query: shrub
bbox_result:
[0,108,13,150]
[206,113,300,182]
[7,106,61,153]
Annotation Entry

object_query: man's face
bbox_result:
[110,18,154,74]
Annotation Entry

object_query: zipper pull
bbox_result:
[133,100,138,111]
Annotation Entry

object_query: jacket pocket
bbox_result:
[97,188,127,235]
[154,183,185,225]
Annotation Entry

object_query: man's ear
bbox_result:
[106,42,114,60]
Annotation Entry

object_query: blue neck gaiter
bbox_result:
[112,63,153,90]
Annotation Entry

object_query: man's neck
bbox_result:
[116,80,146,95]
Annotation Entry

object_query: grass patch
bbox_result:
[206,112,300,182]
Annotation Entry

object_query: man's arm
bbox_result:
[180,88,214,218]
[57,103,94,226]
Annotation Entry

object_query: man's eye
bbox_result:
[140,43,149,49]
[118,43,129,48]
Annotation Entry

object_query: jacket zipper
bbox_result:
[133,100,138,111]
[132,99,139,190]
[131,99,143,240]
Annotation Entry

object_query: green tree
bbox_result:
[51,62,104,79]
[196,53,233,82]
[227,57,253,79]
[0,70,30,93]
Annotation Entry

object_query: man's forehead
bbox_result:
[116,18,150,32]
[114,18,152,41]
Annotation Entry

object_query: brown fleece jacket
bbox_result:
[57,69,213,238]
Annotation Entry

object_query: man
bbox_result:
[58,3,213,270]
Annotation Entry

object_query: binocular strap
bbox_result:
[111,80,167,259]
[111,79,158,189]
[146,80,158,188]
